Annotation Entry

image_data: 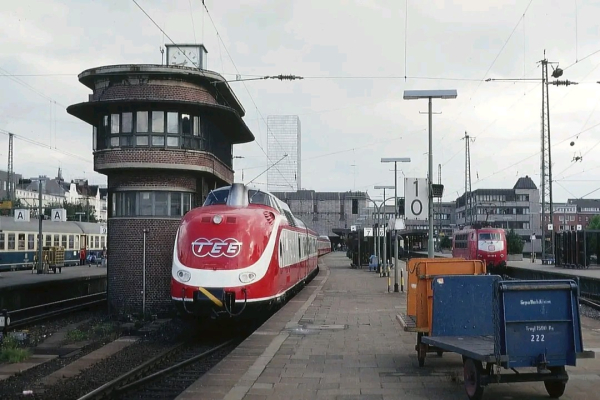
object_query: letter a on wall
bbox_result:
[51,209,67,222]
[14,209,30,222]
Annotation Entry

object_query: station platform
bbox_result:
[0,265,107,311]
[412,250,600,280]
[176,252,600,400]
[0,264,106,289]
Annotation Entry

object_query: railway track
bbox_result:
[8,292,107,329]
[77,338,240,400]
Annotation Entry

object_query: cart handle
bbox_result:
[499,281,577,292]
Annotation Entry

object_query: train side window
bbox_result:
[45,234,51,247]
[74,235,80,250]
[0,233,4,250]
[61,235,67,248]
[18,233,25,250]
[8,233,15,250]
[101,236,105,248]
[95,236,100,248]
[69,235,74,249]
[28,234,35,250]
[54,234,59,247]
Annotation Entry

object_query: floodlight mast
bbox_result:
[380,157,411,292]
[402,90,457,259]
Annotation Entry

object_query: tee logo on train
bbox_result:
[191,238,243,258]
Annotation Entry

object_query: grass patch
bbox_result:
[0,336,30,363]
[92,322,115,337]
[65,329,89,343]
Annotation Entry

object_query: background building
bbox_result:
[266,115,301,191]
[271,190,368,238]
[454,176,541,253]
[67,45,254,314]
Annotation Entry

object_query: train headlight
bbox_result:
[176,270,191,282]
[239,272,256,283]
[213,215,223,224]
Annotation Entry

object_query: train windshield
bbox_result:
[204,188,229,206]
[203,187,277,209]
[479,233,502,241]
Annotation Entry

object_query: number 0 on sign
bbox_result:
[411,199,423,216]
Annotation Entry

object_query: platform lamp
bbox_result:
[403,89,457,258]
[381,157,411,292]
[374,185,395,275]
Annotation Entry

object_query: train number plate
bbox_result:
[488,245,495,251]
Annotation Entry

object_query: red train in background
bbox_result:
[452,227,507,271]
[171,183,331,319]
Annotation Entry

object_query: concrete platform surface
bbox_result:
[414,250,600,280]
[176,252,600,400]
[0,265,106,289]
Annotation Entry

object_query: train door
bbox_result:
[80,235,87,265]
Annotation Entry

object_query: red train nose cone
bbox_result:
[177,206,276,270]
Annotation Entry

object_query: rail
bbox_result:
[9,292,107,329]
[77,339,238,400]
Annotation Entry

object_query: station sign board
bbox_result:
[364,227,373,237]
[404,178,429,221]
[51,208,67,222]
[14,209,30,222]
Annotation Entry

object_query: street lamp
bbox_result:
[403,90,457,258]
[381,157,411,292]
[374,185,395,275]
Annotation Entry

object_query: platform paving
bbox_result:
[414,250,600,280]
[177,252,600,400]
[0,264,106,289]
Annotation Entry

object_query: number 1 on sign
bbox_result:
[414,180,418,197]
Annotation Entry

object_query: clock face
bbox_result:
[169,47,199,67]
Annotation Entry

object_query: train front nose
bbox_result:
[172,206,277,316]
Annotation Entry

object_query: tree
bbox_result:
[588,215,600,230]
[440,235,452,250]
[44,200,98,222]
[506,229,524,254]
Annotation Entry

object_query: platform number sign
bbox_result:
[404,178,429,221]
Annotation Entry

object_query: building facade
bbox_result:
[271,190,369,237]
[454,176,541,253]
[266,115,301,191]
[67,51,254,314]
[16,172,108,222]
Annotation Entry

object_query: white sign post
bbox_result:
[404,178,429,221]
[51,208,67,222]
[350,225,357,232]
[14,209,30,222]
[364,227,373,237]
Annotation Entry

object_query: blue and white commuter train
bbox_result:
[0,216,107,271]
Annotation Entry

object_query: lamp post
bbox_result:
[403,90,457,258]
[374,185,395,276]
[381,157,411,292]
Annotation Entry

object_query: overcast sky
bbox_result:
[2,0,600,202]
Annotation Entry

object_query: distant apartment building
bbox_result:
[0,169,23,199]
[15,169,107,221]
[454,176,541,252]
[271,190,369,237]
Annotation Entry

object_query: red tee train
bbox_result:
[171,183,331,319]
[452,227,507,271]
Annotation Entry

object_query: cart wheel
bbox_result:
[545,366,567,398]
[463,358,484,400]
[437,351,443,357]
[544,380,566,398]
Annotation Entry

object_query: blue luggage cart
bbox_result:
[421,275,594,400]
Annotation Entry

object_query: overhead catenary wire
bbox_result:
[200,0,295,189]
[0,128,92,164]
